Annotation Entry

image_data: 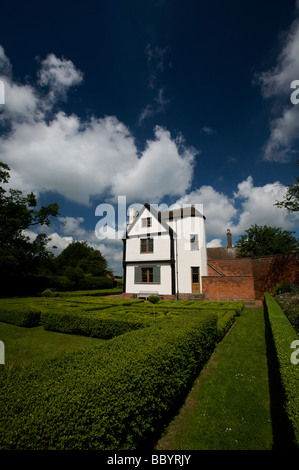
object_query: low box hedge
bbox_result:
[41,309,148,339]
[0,311,218,450]
[0,305,41,327]
[264,292,299,448]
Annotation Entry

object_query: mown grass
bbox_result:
[0,322,104,370]
[156,308,274,450]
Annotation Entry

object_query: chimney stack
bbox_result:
[227,228,232,248]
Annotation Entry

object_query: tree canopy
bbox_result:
[55,241,108,278]
[236,224,298,258]
[275,159,299,212]
[0,162,59,277]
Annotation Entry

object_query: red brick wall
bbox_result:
[252,253,299,299]
[202,275,255,300]
[208,259,253,276]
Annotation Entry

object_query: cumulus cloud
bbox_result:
[255,12,299,162]
[0,47,196,205]
[175,176,298,243]
[176,185,237,239]
[111,125,196,202]
[37,53,84,103]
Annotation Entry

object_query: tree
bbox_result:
[55,241,108,277]
[235,224,298,258]
[0,162,59,277]
[64,266,84,290]
[275,159,299,212]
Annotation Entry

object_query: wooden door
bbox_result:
[191,267,201,293]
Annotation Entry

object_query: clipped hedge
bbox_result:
[41,309,148,339]
[0,311,218,450]
[0,305,41,327]
[264,293,299,448]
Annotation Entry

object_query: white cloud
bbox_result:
[37,53,83,103]
[176,185,237,239]
[175,176,298,243]
[232,176,298,233]
[200,126,216,135]
[255,14,299,161]
[207,238,222,248]
[0,47,196,205]
[0,45,12,77]
[111,126,196,202]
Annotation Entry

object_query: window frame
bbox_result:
[140,237,154,253]
[141,217,152,228]
[190,234,199,251]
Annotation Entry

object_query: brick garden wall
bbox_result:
[202,275,255,301]
[251,252,299,299]
[205,252,298,300]
[208,258,253,276]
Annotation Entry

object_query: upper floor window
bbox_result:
[140,238,154,253]
[190,234,199,250]
[142,217,152,228]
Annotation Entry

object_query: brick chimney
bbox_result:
[227,228,232,248]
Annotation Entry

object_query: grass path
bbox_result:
[155,308,274,450]
[0,323,104,370]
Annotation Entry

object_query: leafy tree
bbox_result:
[55,241,108,277]
[236,224,298,258]
[0,162,59,277]
[275,159,299,212]
[64,266,84,290]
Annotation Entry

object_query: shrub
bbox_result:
[78,276,114,291]
[41,289,59,298]
[264,293,299,448]
[41,310,147,339]
[0,311,218,450]
[273,280,293,295]
[0,305,41,327]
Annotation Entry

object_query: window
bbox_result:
[142,217,152,228]
[141,267,153,283]
[140,238,154,253]
[135,266,160,284]
[190,234,199,250]
[191,267,199,284]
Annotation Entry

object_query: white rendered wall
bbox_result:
[125,234,170,262]
[126,264,172,295]
[170,215,208,294]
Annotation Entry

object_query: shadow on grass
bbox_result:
[264,307,297,450]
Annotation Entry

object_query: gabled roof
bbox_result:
[159,205,205,220]
[125,202,205,239]
[126,202,174,238]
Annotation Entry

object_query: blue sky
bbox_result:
[0,0,299,274]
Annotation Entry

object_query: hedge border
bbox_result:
[264,292,299,448]
[0,311,218,450]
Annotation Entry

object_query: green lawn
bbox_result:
[0,322,104,370]
[156,308,274,450]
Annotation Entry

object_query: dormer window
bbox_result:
[140,238,154,253]
[142,217,152,228]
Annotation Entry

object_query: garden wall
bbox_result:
[202,275,255,301]
[252,253,299,299]
[204,252,298,301]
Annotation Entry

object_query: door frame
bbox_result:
[191,266,201,293]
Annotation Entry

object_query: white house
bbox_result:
[122,203,208,299]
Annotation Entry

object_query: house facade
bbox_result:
[122,203,208,299]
